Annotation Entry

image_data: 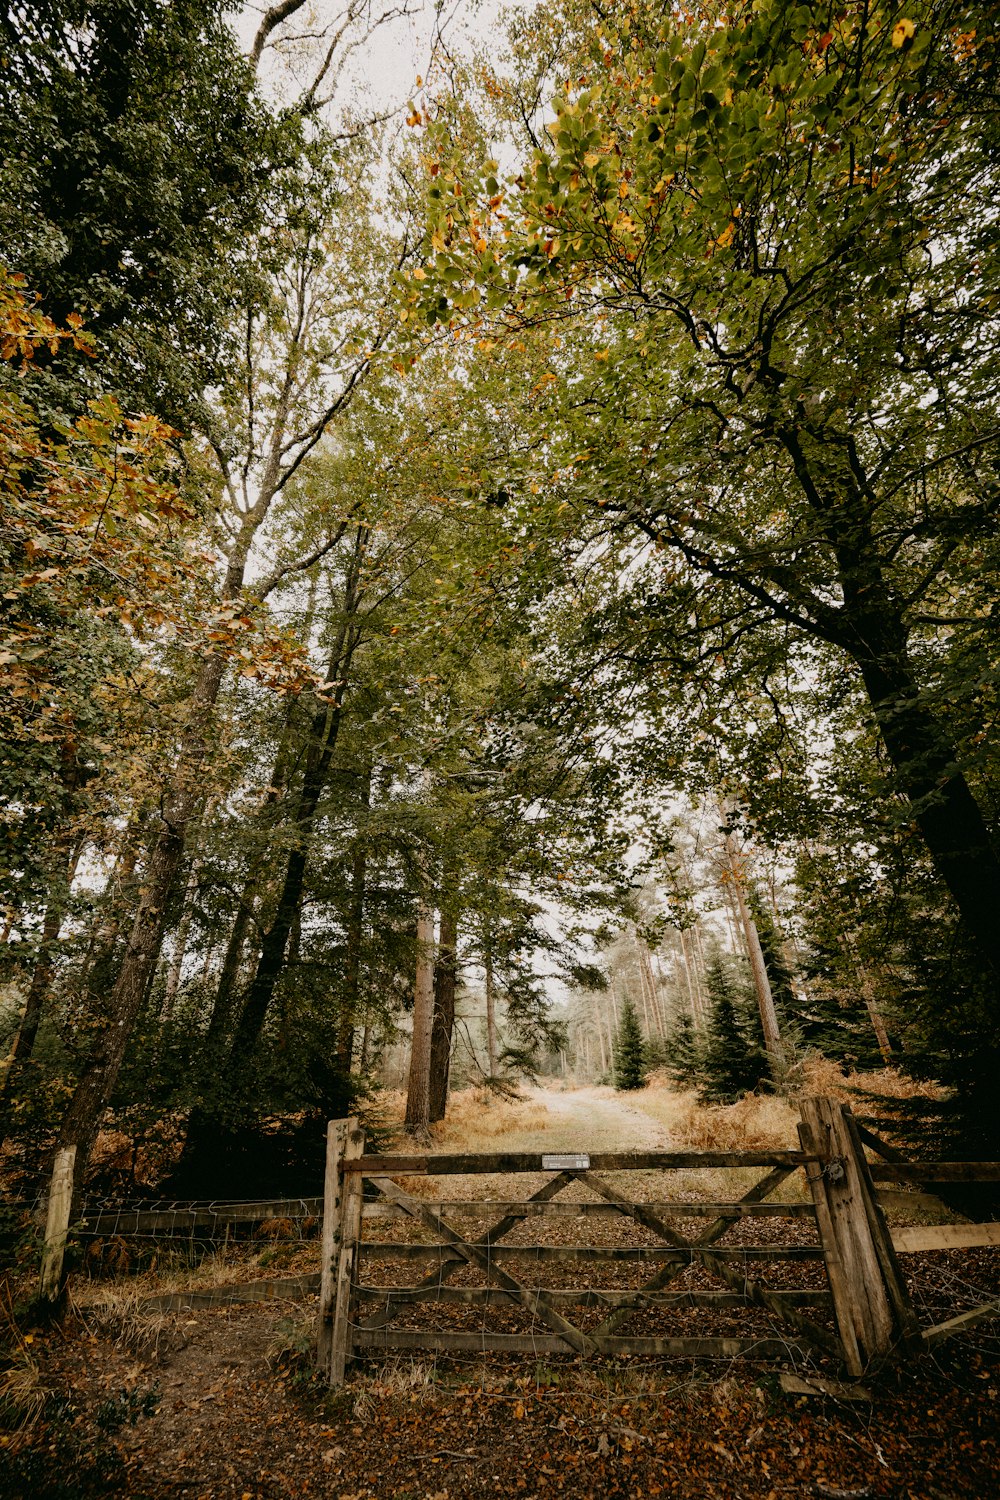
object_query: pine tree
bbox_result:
[698,958,769,1103]
[664,1012,701,1088]
[613,996,646,1091]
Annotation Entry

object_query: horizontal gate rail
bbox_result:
[870,1162,1000,1184]
[359,1241,824,1262]
[351,1329,807,1360]
[354,1285,833,1309]
[342,1149,811,1174]
[359,1199,816,1220]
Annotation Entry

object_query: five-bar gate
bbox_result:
[317,1100,937,1383]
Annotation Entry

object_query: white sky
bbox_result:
[235,0,519,120]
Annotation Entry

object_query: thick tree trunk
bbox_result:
[779,431,1000,990]
[848,621,1000,984]
[428,906,458,1123]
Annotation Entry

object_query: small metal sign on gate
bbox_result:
[541,1153,590,1171]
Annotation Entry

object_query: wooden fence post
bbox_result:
[39,1144,76,1305]
[799,1097,906,1375]
[316,1117,365,1385]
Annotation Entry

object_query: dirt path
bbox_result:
[515,1084,676,1153]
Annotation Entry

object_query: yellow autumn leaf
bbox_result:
[412,267,426,280]
[716,220,736,248]
[892,17,916,47]
[583,151,601,168]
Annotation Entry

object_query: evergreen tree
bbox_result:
[664,1012,701,1088]
[698,958,769,1103]
[613,996,646,1091]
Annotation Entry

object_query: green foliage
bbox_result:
[698,957,769,1104]
[613,996,646,1091]
[0,0,278,427]
[663,1011,702,1089]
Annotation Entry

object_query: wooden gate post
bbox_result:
[799,1097,915,1375]
[39,1144,76,1305]
[317,1117,365,1384]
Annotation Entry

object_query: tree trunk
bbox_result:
[484,945,499,1078]
[724,835,785,1075]
[337,763,372,1072]
[404,895,437,1138]
[428,906,458,1123]
[161,861,199,1023]
[847,616,1000,985]
[227,538,365,1066]
[57,638,231,1177]
[2,821,83,1081]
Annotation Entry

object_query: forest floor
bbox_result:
[3,1081,999,1499]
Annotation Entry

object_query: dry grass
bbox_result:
[429,1087,551,1150]
[795,1054,944,1106]
[72,1287,178,1363]
[0,1291,52,1439]
[71,1242,317,1311]
[379,1086,553,1154]
[631,1060,944,1154]
[630,1079,800,1151]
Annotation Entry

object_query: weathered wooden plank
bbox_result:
[841,1108,923,1356]
[317,1122,346,1374]
[131,1272,321,1313]
[891,1222,1000,1253]
[346,1150,811,1175]
[592,1165,797,1339]
[326,1118,365,1384]
[779,1373,872,1402]
[799,1099,897,1376]
[354,1284,833,1309]
[869,1162,1000,1184]
[39,1145,76,1305]
[357,1173,575,1333]
[875,1189,958,1214]
[82,1199,323,1236]
[351,1328,806,1359]
[922,1298,1000,1349]
[360,1241,824,1262]
[367,1176,594,1356]
[583,1169,839,1358]
[359,1199,815,1221]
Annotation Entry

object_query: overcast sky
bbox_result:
[235,0,519,120]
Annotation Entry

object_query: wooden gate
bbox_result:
[855,1117,1000,1351]
[316,1101,932,1384]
